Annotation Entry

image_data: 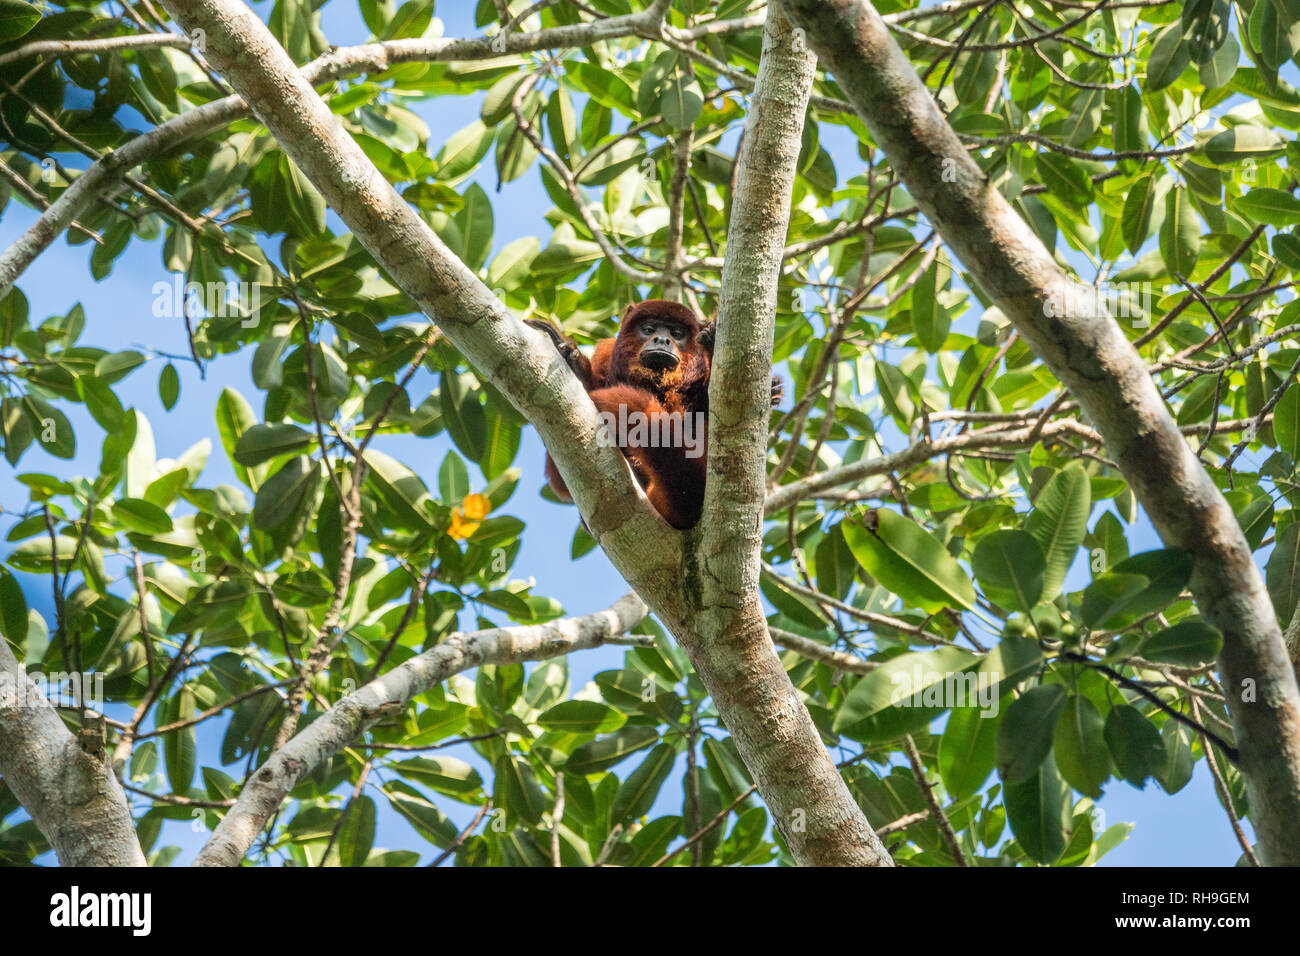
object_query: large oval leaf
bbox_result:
[835,646,979,734]
[1105,705,1165,787]
[997,684,1066,783]
[939,703,1000,800]
[1025,464,1090,601]
[1142,620,1223,666]
[843,510,976,612]
[1004,759,1070,864]
[972,530,1045,613]
[1053,693,1110,798]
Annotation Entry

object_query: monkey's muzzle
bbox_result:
[640,346,680,371]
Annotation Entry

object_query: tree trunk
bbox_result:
[779,0,1300,864]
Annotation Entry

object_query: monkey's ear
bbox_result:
[698,323,716,353]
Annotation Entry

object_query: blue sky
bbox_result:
[0,0,1258,866]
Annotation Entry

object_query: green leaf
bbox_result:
[835,646,980,733]
[440,374,487,462]
[1159,185,1200,278]
[1260,0,1300,68]
[0,567,28,642]
[1113,84,1143,155]
[910,262,948,352]
[537,700,624,734]
[1104,705,1165,787]
[480,400,521,481]
[1175,376,1219,426]
[972,530,1045,613]
[842,510,976,613]
[1234,187,1300,227]
[393,756,483,797]
[1080,572,1149,628]
[432,120,494,180]
[1199,30,1238,88]
[1203,126,1286,165]
[0,0,41,43]
[1156,720,1196,794]
[94,350,146,381]
[1121,175,1159,254]
[1004,759,1070,864]
[494,754,546,825]
[1268,522,1300,623]
[1142,620,1222,666]
[1036,152,1093,205]
[977,636,1043,694]
[23,396,74,459]
[566,726,660,774]
[1237,496,1274,551]
[1146,21,1190,91]
[1025,464,1090,601]
[610,743,676,823]
[480,73,527,126]
[1083,548,1194,629]
[997,684,1066,783]
[1053,693,1110,798]
[162,688,197,792]
[7,535,78,573]
[384,782,459,847]
[158,363,180,411]
[252,456,318,531]
[233,423,314,467]
[438,450,470,503]
[546,88,578,164]
[660,70,703,130]
[1,396,32,465]
[216,387,259,487]
[364,448,435,531]
[939,704,999,800]
[450,182,494,271]
[1274,232,1300,271]
[112,497,174,535]
[486,236,539,291]
[337,795,376,867]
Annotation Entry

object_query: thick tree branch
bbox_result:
[779,0,1300,865]
[687,5,891,867]
[192,592,650,866]
[0,32,191,68]
[0,638,144,865]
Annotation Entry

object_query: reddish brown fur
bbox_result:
[534,301,710,529]
[531,300,780,530]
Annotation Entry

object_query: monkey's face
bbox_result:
[635,319,689,372]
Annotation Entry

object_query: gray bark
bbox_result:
[194,593,649,866]
[690,7,891,866]
[0,638,144,865]
[779,0,1300,865]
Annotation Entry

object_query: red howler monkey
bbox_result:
[527,300,782,530]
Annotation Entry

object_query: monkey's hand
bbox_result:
[527,319,593,387]
[698,323,716,354]
[770,375,784,408]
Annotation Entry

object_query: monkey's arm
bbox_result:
[526,319,595,390]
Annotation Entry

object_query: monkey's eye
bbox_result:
[670,327,685,340]
[641,323,656,336]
